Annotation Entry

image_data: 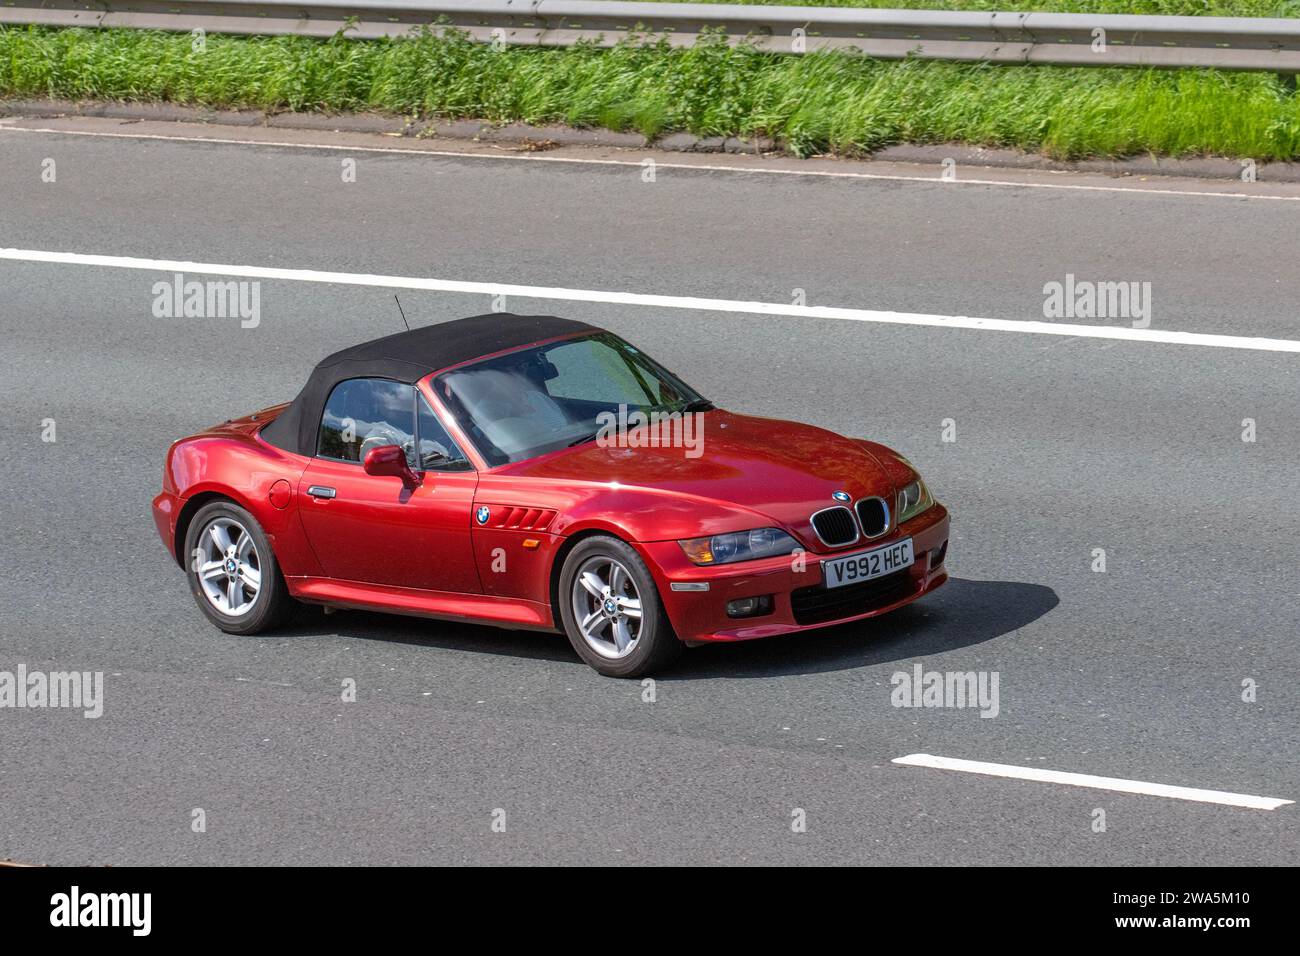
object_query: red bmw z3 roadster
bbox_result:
[153,314,950,676]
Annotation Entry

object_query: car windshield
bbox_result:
[431,332,707,466]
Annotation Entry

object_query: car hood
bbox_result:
[496,410,904,547]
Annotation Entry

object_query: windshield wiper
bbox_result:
[567,400,711,448]
[647,398,714,414]
[679,399,714,413]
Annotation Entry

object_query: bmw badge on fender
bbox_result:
[153,314,950,677]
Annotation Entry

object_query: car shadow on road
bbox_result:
[270,577,1056,677]
[662,577,1059,679]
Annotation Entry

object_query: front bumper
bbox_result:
[638,503,950,643]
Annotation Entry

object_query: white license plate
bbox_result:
[822,538,914,589]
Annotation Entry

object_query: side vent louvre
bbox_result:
[486,506,557,532]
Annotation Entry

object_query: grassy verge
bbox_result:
[635,0,1300,15]
[2,25,1299,160]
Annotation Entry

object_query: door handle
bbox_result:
[307,485,337,499]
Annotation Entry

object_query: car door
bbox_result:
[296,377,482,593]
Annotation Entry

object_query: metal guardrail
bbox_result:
[1,1,1298,73]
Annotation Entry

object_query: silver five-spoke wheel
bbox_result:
[195,516,262,617]
[570,556,643,660]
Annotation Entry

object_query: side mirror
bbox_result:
[363,444,420,485]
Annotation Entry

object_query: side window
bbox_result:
[416,397,472,472]
[318,378,415,464]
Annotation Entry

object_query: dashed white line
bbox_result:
[3,246,1299,354]
[892,754,1294,811]
[1,124,1298,203]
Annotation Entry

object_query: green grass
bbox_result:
[635,0,1300,15]
[2,25,1299,160]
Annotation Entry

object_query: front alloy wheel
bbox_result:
[571,556,643,660]
[558,536,682,678]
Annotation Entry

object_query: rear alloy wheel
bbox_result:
[184,500,295,635]
[195,516,262,617]
[559,536,682,677]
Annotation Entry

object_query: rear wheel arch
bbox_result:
[182,497,297,634]
[173,490,247,568]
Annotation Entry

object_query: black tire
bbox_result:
[557,535,683,678]
[182,499,296,635]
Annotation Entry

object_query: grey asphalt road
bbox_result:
[0,121,1297,865]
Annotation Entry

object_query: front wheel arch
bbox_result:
[548,528,624,630]
[553,533,683,677]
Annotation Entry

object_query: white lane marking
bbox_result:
[893,754,1294,811]
[1,124,1297,203]
[3,247,1299,353]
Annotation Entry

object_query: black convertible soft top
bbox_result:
[260,313,597,456]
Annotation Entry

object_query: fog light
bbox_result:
[726,595,773,618]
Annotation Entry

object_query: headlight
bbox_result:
[678,527,799,565]
[896,478,934,523]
